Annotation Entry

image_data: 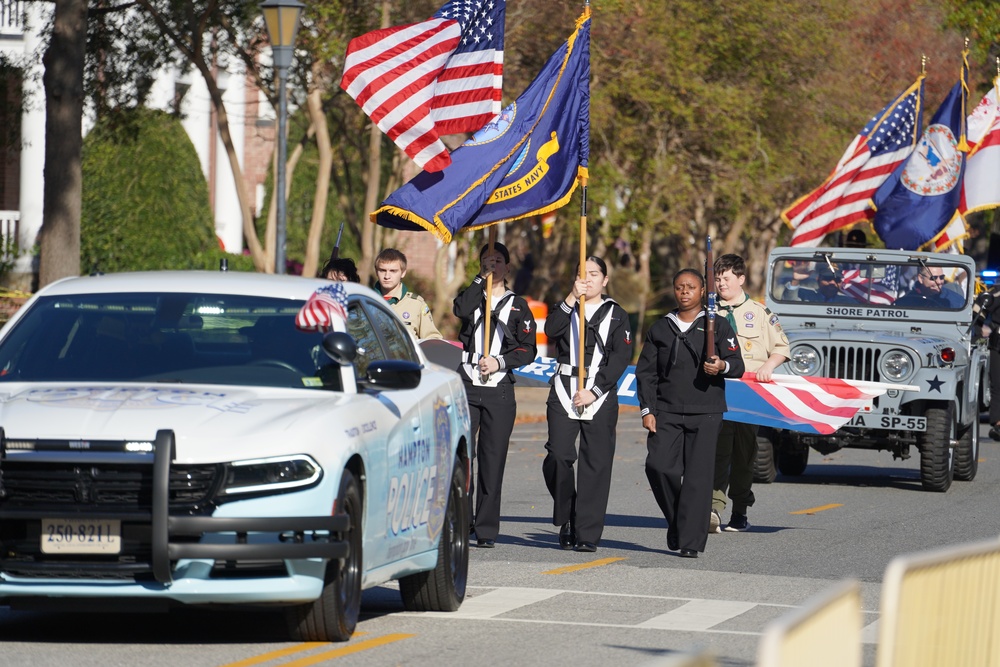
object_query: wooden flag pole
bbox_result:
[577,176,588,394]
[482,225,498,382]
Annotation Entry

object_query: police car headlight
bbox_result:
[880,350,914,382]
[789,345,820,375]
[223,455,322,495]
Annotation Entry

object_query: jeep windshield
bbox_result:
[0,292,340,389]
[770,257,970,310]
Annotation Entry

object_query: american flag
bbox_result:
[340,0,505,173]
[784,79,923,247]
[296,283,349,332]
[840,264,899,305]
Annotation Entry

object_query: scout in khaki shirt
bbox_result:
[710,254,790,534]
[375,248,443,340]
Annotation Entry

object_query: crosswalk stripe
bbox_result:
[636,600,758,631]
[414,587,562,619]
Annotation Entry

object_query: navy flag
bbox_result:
[373,9,591,243]
[872,54,970,250]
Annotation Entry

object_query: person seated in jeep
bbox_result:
[798,268,855,303]
[896,267,964,308]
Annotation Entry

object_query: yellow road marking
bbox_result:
[279,633,415,666]
[217,642,330,667]
[790,503,843,515]
[543,557,625,575]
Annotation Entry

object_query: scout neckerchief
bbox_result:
[719,292,749,332]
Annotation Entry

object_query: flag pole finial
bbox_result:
[921,54,927,75]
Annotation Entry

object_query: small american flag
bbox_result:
[340,0,505,173]
[840,264,899,306]
[296,284,349,332]
[785,79,923,247]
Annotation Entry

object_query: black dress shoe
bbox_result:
[574,541,597,553]
[558,522,575,550]
[476,538,495,548]
[679,548,698,558]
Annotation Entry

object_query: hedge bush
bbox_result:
[81,107,222,273]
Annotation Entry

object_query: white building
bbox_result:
[0,1,270,289]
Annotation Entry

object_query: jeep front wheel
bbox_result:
[777,443,809,477]
[919,406,954,492]
[954,420,979,482]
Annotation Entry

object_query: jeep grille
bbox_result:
[820,345,883,383]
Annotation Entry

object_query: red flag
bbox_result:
[340,0,505,173]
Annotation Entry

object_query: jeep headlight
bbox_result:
[789,345,820,375]
[223,455,322,495]
[879,350,915,382]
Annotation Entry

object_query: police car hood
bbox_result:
[0,383,346,461]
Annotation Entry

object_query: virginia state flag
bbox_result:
[872,56,970,250]
[373,9,590,243]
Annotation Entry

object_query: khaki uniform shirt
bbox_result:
[723,294,790,374]
[384,286,443,340]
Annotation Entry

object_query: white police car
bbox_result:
[0,271,472,641]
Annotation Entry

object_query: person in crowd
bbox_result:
[453,243,537,548]
[774,260,818,301]
[374,248,442,339]
[896,266,964,308]
[542,256,632,553]
[710,254,790,534]
[974,283,1000,441]
[844,229,869,248]
[636,268,744,558]
[798,268,855,303]
[321,256,361,282]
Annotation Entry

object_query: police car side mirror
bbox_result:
[367,360,421,390]
[322,332,357,366]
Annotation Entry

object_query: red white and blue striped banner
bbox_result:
[511,358,897,435]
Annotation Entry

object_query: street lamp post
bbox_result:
[261,0,304,275]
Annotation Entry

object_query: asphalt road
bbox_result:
[3,413,998,667]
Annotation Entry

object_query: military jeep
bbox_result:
[760,247,987,492]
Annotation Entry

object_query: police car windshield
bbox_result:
[0,292,341,389]
[770,259,969,310]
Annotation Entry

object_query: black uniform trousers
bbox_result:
[466,381,516,541]
[645,411,723,553]
[542,387,619,545]
[990,347,1000,427]
[712,420,758,515]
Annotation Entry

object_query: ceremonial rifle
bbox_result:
[706,235,716,360]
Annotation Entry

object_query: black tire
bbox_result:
[919,406,954,492]
[954,420,979,482]
[777,444,809,477]
[753,436,777,484]
[286,470,363,642]
[399,458,469,612]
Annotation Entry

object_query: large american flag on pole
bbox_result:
[340,0,505,173]
[784,78,924,247]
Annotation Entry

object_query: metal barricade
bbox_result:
[757,579,862,667]
[876,537,1000,667]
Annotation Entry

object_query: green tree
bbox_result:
[81,107,224,273]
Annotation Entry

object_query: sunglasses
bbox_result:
[921,274,945,282]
